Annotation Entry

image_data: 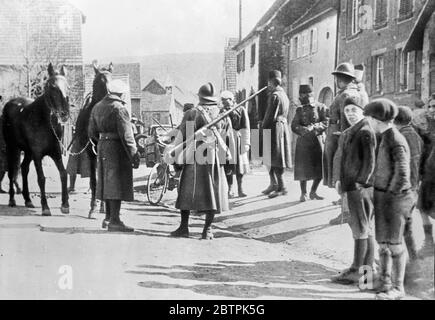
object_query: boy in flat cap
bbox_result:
[394,106,424,265]
[291,84,328,202]
[331,97,377,285]
[262,70,292,198]
[365,99,413,300]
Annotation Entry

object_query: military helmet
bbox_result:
[198,82,218,105]
[332,62,356,79]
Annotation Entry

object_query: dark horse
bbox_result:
[2,63,70,216]
[71,62,113,218]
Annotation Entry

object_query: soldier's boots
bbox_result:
[376,251,406,300]
[269,188,288,199]
[310,192,324,200]
[107,200,134,233]
[300,194,308,202]
[108,221,134,233]
[332,240,367,285]
[262,184,278,195]
[170,226,190,238]
[170,211,190,238]
[237,176,247,198]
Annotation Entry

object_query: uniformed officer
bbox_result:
[88,79,140,232]
[291,84,328,202]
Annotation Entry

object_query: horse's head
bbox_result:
[92,62,113,102]
[45,63,70,122]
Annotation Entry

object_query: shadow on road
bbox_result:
[128,260,372,299]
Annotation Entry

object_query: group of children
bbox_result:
[331,97,434,300]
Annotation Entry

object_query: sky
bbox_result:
[68,0,276,60]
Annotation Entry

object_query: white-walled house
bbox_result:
[284,0,339,107]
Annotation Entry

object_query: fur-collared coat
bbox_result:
[88,94,137,201]
[174,104,229,214]
[332,118,377,192]
[262,86,292,169]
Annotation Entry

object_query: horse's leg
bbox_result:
[33,157,50,216]
[21,152,34,208]
[88,154,97,219]
[50,154,70,214]
[7,149,19,207]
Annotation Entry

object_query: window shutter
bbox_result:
[297,35,302,58]
[408,51,416,91]
[399,0,413,18]
[346,0,353,37]
[312,28,318,53]
[396,49,402,92]
[365,56,372,95]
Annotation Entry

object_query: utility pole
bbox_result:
[239,0,242,41]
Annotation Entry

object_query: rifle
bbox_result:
[152,117,170,133]
[168,86,268,158]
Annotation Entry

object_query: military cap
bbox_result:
[269,70,282,80]
[198,83,218,105]
[108,79,129,95]
[332,62,356,79]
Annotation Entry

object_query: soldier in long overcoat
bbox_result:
[291,85,328,202]
[261,70,292,199]
[88,80,140,233]
[170,83,229,240]
[219,90,251,198]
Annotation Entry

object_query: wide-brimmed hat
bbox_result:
[299,84,313,95]
[108,79,129,95]
[364,99,398,122]
[344,96,364,110]
[198,83,218,105]
[332,62,356,79]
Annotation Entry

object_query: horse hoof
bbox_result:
[9,200,16,208]
[25,202,35,208]
[61,206,70,215]
[42,209,52,217]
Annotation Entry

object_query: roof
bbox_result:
[234,0,288,50]
[0,0,85,65]
[84,63,141,99]
[141,92,172,112]
[142,78,197,106]
[285,0,338,35]
[403,0,435,52]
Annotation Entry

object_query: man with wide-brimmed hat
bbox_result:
[291,84,328,202]
[325,62,361,226]
[261,70,292,198]
[89,79,141,232]
[171,83,229,240]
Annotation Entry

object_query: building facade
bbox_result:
[338,0,427,107]
[284,0,339,107]
[221,38,239,94]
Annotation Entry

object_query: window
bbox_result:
[309,77,314,90]
[250,43,256,67]
[237,50,245,73]
[296,35,302,58]
[290,37,296,60]
[302,31,309,56]
[351,0,360,35]
[399,49,409,91]
[310,28,318,53]
[152,113,161,122]
[374,0,388,27]
[375,55,384,93]
[398,0,413,20]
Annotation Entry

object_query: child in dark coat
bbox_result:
[365,99,413,300]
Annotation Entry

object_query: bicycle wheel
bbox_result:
[147,163,168,205]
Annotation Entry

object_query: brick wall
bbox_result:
[222,38,238,93]
[338,0,426,107]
